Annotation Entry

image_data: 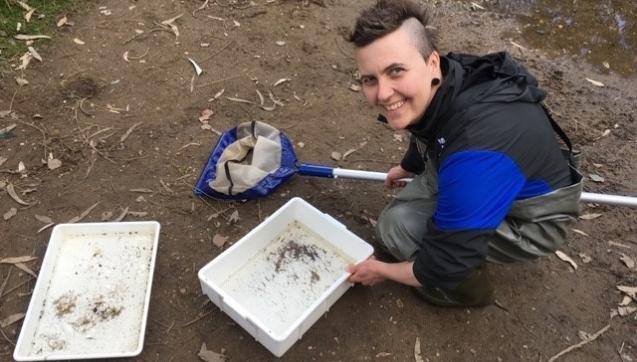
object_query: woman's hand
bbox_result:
[347,256,386,286]
[385,165,413,189]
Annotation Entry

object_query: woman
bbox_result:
[346,0,582,307]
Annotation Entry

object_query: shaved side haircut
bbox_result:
[348,0,438,59]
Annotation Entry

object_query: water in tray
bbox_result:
[221,220,354,336]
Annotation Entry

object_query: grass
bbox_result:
[0,0,79,62]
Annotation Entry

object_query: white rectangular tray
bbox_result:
[13,221,161,361]
[198,197,373,357]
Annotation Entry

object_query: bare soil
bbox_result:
[1,1,636,361]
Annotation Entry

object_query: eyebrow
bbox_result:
[360,63,406,78]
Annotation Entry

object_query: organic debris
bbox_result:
[0,256,37,264]
[547,323,610,362]
[212,234,229,248]
[28,46,42,61]
[588,174,605,183]
[130,188,154,193]
[101,211,113,221]
[228,210,239,224]
[349,83,361,92]
[34,215,53,224]
[73,38,85,45]
[6,183,30,206]
[578,253,592,263]
[579,213,602,220]
[331,151,342,161]
[198,342,226,362]
[585,78,605,87]
[114,207,130,222]
[414,337,424,362]
[0,313,25,328]
[555,250,578,271]
[188,58,203,77]
[15,34,51,40]
[3,208,17,221]
[572,229,590,237]
[620,254,636,269]
[67,202,99,223]
[617,285,637,300]
[617,306,636,317]
[47,153,62,170]
[161,14,184,39]
[120,122,143,145]
[57,16,68,27]
[127,211,148,217]
[273,78,290,87]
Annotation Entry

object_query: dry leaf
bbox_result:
[588,174,605,183]
[198,342,227,362]
[16,51,32,70]
[297,142,305,148]
[114,207,129,222]
[225,96,254,104]
[120,122,143,144]
[618,306,637,317]
[37,223,54,233]
[275,40,286,46]
[0,256,37,264]
[7,183,30,206]
[233,20,240,27]
[585,78,605,87]
[0,313,25,328]
[67,202,99,223]
[18,161,26,173]
[572,228,590,237]
[349,83,361,92]
[127,211,148,217]
[212,234,229,248]
[601,129,611,137]
[130,188,154,193]
[15,77,29,86]
[34,214,53,224]
[0,156,7,166]
[273,78,290,87]
[578,253,592,263]
[228,210,239,224]
[617,285,637,300]
[3,208,17,221]
[27,46,42,61]
[330,151,342,161]
[376,352,392,358]
[555,250,578,270]
[123,51,130,62]
[199,109,214,122]
[619,296,632,306]
[57,16,67,27]
[256,89,265,106]
[414,337,424,362]
[25,8,36,22]
[47,158,62,170]
[609,241,632,249]
[509,40,527,50]
[188,57,203,76]
[620,254,636,269]
[101,211,113,221]
[579,213,602,220]
[15,34,51,40]
[211,89,225,101]
[16,1,32,11]
[161,13,183,38]
[15,263,37,278]
[73,38,85,45]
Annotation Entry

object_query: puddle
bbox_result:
[474,0,636,77]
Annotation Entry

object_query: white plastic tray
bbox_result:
[13,221,161,361]
[198,197,373,357]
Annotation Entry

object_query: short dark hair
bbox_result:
[348,0,438,58]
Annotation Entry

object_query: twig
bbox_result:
[2,277,33,297]
[180,311,211,328]
[192,0,209,17]
[123,27,175,44]
[196,74,244,89]
[201,40,235,63]
[0,268,12,299]
[165,320,176,334]
[547,323,611,362]
[257,200,262,222]
[0,325,14,346]
[6,88,18,112]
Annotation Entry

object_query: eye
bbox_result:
[388,67,405,77]
[361,76,377,86]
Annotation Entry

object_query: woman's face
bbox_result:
[355,26,440,130]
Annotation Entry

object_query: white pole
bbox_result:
[331,168,637,208]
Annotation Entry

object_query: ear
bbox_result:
[427,51,440,70]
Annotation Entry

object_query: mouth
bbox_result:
[382,99,406,112]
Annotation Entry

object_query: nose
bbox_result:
[376,78,393,103]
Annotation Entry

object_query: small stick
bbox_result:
[547,323,611,362]
[165,320,176,334]
[201,40,235,63]
[1,276,32,297]
[0,268,13,299]
[180,311,211,328]
[257,200,262,222]
[0,325,14,346]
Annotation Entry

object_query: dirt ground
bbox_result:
[1,0,636,361]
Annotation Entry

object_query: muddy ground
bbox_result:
[1,0,636,361]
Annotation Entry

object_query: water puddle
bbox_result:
[472,0,636,77]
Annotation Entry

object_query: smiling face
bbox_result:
[355,23,441,130]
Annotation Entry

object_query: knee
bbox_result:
[377,203,417,241]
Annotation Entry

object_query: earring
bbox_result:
[431,78,441,86]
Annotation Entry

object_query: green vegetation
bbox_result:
[0,0,78,61]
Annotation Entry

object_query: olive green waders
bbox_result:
[376,158,582,307]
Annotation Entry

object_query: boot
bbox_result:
[414,266,494,307]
